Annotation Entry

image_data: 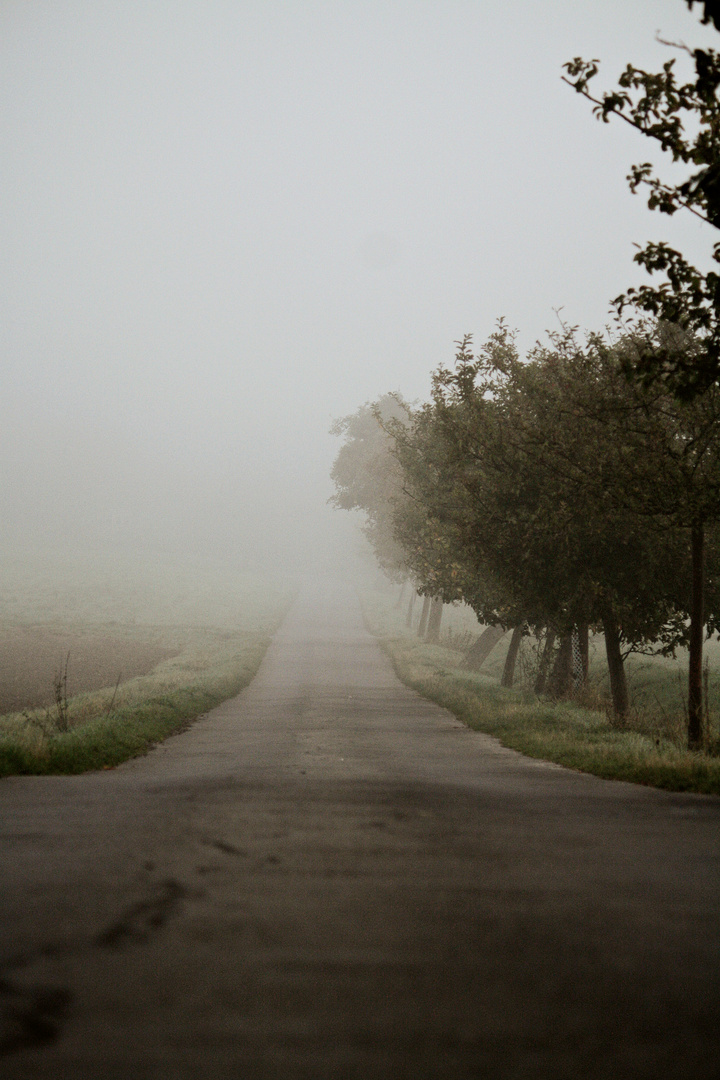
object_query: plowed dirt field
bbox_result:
[0,626,176,713]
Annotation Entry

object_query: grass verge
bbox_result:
[362,590,720,796]
[0,594,294,777]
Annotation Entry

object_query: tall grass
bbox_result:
[0,566,296,777]
[0,628,272,776]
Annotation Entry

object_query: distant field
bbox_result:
[0,623,177,715]
[365,586,720,795]
[0,551,293,631]
[0,553,296,776]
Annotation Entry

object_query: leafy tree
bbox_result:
[330,394,456,639]
[563,1,720,398]
[434,330,690,716]
[385,404,498,614]
[379,341,529,683]
[391,323,719,729]
[487,322,720,741]
[329,395,411,583]
[331,322,720,742]
[552,324,720,746]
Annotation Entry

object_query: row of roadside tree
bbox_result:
[332,3,720,751]
[330,321,720,750]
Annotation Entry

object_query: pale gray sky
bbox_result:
[1,0,717,569]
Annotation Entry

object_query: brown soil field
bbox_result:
[0,625,177,714]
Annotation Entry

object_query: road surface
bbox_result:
[1,586,719,1079]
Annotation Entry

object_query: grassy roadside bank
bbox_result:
[0,576,296,777]
[361,589,720,796]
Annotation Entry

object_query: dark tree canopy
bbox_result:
[332,320,720,741]
[563,1,720,398]
[688,1,720,32]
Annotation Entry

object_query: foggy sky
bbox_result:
[1,1,717,571]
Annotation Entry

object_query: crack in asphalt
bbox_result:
[208,838,248,857]
[0,877,197,1056]
[94,878,192,949]
[0,977,71,1056]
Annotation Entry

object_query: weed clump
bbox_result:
[0,627,281,777]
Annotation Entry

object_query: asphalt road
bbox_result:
[1,586,719,1079]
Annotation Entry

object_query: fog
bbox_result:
[1,0,717,579]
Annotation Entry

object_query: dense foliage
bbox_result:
[331,325,720,747]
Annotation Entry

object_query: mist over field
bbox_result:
[3,11,720,1070]
[2,0,717,585]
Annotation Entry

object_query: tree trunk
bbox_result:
[578,623,590,684]
[602,605,629,724]
[501,625,524,688]
[462,625,507,671]
[417,595,431,638]
[534,629,556,694]
[547,633,573,698]
[426,596,444,643]
[405,589,416,629]
[688,520,705,750]
[395,581,407,609]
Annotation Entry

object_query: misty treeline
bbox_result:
[330,322,720,750]
[331,0,720,752]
